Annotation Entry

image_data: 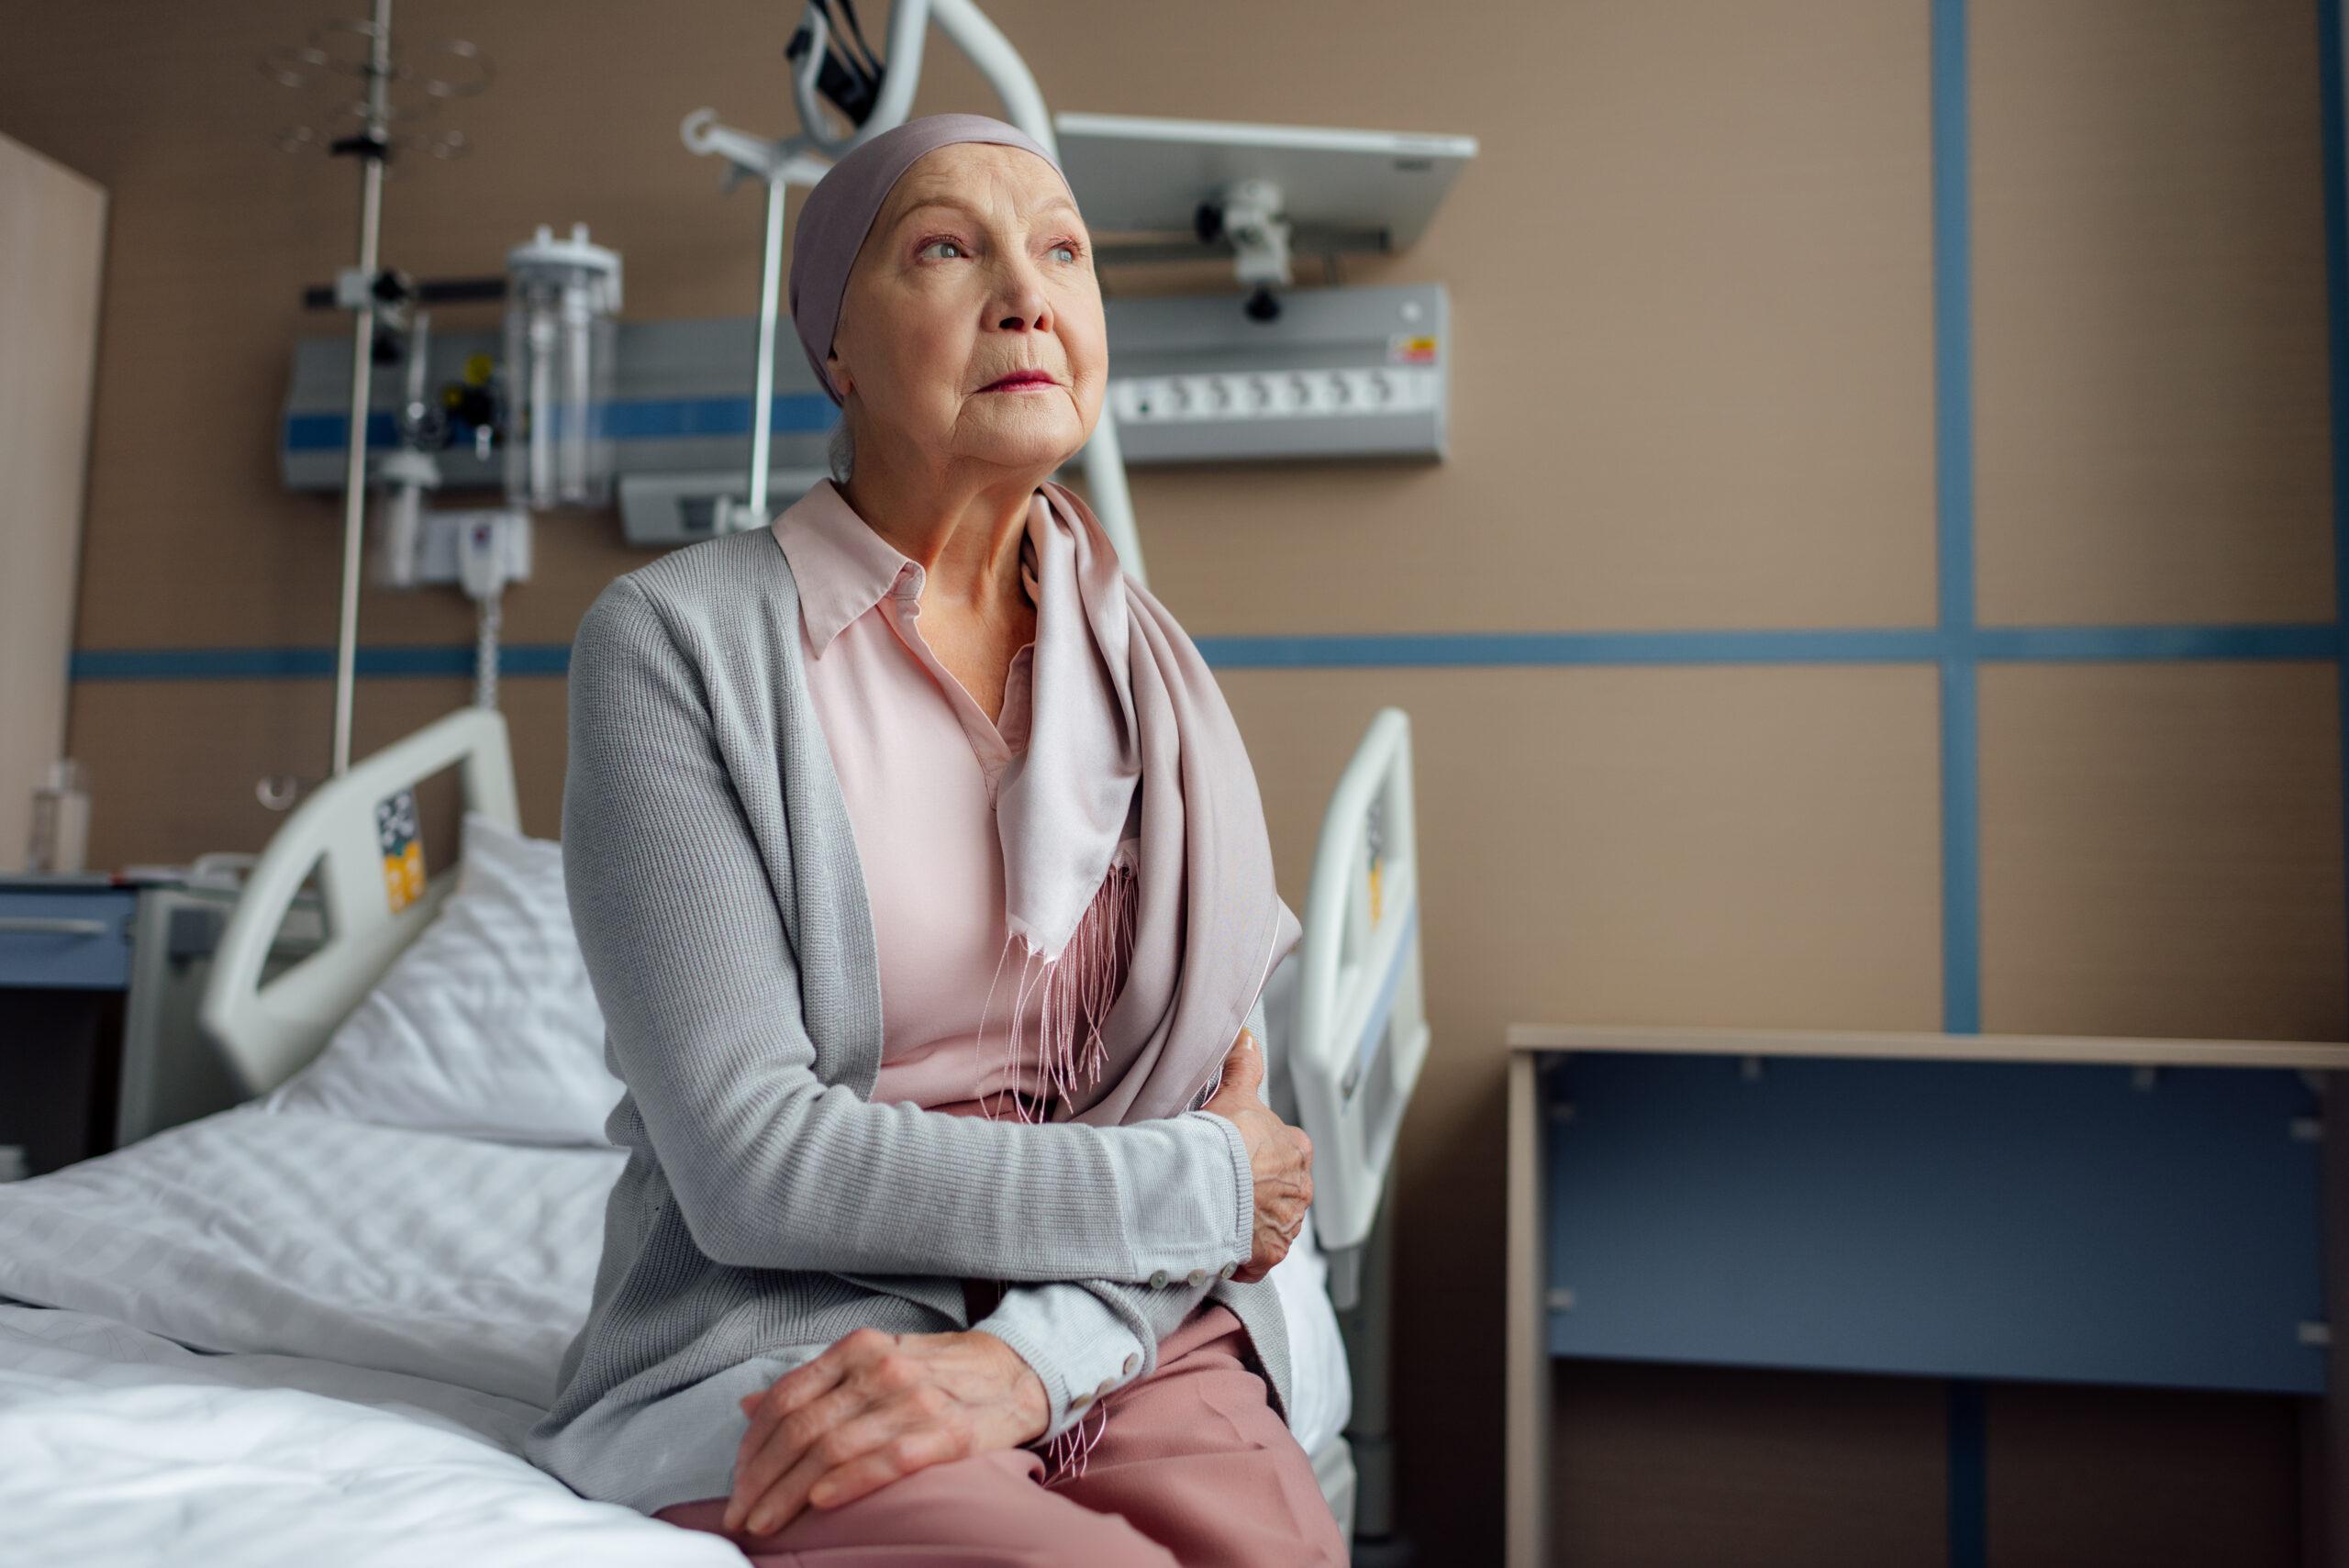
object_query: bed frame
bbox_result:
[197,701,1429,1554]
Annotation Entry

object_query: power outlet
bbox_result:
[412,507,531,590]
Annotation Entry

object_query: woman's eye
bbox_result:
[918,239,966,261]
[1050,242,1079,262]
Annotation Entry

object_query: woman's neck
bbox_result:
[840,454,1042,620]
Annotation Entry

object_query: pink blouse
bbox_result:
[771,479,1137,1122]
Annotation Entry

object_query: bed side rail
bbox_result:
[197,706,520,1096]
[1289,707,1431,1308]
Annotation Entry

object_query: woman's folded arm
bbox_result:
[968,995,1282,1443]
[563,576,1252,1284]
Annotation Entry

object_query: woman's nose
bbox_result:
[991,263,1052,330]
[995,295,1048,330]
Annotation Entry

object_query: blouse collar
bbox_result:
[769,479,925,659]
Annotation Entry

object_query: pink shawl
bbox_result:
[985,478,1300,1130]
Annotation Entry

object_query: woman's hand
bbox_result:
[1199,1027,1314,1283]
[726,1326,1048,1539]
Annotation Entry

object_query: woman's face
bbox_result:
[828,142,1105,480]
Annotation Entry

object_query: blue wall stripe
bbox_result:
[1195,628,1943,668]
[68,624,2349,683]
[1204,624,2342,668]
[70,645,573,681]
[67,624,2343,682]
[1973,624,2341,662]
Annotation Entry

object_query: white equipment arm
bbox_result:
[680,0,1151,582]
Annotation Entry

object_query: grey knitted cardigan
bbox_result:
[525,524,1291,1516]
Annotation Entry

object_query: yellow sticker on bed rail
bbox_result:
[375,788,425,913]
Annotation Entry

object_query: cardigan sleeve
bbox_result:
[972,991,1279,1444]
[562,576,1253,1284]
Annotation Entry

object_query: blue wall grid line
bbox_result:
[1931,0,1979,1042]
[67,624,2349,683]
[2319,0,2349,1031]
[1931,1,1987,1562]
[71,645,574,681]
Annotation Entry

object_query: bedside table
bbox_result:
[0,877,133,1175]
[1505,1025,2349,1568]
[0,873,325,1176]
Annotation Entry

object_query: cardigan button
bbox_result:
[1095,1375,1117,1399]
[1186,1267,1208,1286]
[1149,1269,1169,1288]
[1219,1261,1238,1280]
[1121,1351,1140,1375]
[1072,1390,1092,1410]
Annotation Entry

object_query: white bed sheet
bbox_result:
[0,1101,1351,1462]
[0,1304,740,1567]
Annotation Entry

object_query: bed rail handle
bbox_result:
[1290,707,1431,1300]
[198,706,521,1097]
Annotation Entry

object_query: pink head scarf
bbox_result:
[785,115,1299,1131]
[788,112,1073,406]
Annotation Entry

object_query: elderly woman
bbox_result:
[524,114,1345,1566]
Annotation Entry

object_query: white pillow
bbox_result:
[259,811,622,1145]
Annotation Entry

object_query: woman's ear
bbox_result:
[827,349,852,400]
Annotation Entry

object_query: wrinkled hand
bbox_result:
[1199,1027,1313,1283]
[725,1325,1048,1540]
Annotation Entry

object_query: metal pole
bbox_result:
[746,173,787,526]
[331,0,394,777]
[1342,1167,1402,1543]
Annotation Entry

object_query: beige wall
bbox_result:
[0,130,105,872]
[4,2,2341,1562]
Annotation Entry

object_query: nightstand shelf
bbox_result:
[1505,1026,2349,1567]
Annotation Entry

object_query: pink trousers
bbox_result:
[652,1298,1347,1566]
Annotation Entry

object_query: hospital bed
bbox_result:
[0,701,1428,1564]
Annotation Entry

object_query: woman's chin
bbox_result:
[957,416,1085,472]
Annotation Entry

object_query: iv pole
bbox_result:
[262,4,491,792]
[680,0,1152,585]
[328,0,394,779]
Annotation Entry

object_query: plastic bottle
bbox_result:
[28,758,90,874]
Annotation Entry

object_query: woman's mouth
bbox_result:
[980,371,1056,392]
